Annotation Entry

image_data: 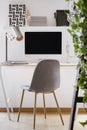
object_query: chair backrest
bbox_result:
[29,59,60,93]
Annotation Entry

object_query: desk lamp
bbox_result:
[5,26,23,62]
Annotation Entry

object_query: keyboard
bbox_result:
[1,61,28,65]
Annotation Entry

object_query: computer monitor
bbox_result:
[25,32,62,54]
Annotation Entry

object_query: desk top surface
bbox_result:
[0,61,77,67]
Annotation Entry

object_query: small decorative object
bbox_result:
[54,10,69,26]
[25,9,31,26]
[66,41,70,63]
[8,4,26,26]
[30,16,47,26]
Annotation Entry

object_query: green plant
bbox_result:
[66,0,87,126]
[66,0,87,102]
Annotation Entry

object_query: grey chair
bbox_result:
[17,59,64,129]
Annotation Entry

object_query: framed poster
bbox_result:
[8,4,26,26]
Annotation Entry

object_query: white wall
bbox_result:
[0,0,80,108]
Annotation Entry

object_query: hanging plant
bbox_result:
[66,0,87,127]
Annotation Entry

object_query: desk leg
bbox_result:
[68,88,79,130]
[0,67,11,120]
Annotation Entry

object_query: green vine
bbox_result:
[66,0,87,102]
[66,0,87,127]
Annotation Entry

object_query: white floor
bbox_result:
[0,112,87,130]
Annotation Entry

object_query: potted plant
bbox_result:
[66,0,87,127]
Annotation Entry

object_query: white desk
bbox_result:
[0,64,11,120]
[0,61,29,120]
[0,62,77,120]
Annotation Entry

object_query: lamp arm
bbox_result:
[5,27,23,62]
[5,32,8,62]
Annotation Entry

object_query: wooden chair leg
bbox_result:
[33,92,37,129]
[53,91,64,125]
[17,89,25,122]
[43,93,46,119]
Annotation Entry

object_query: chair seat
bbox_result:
[21,85,30,91]
[22,85,56,94]
[22,85,57,93]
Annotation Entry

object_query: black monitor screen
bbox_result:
[25,32,62,54]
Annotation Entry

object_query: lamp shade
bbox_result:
[12,26,23,41]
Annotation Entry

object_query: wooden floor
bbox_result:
[0,112,87,130]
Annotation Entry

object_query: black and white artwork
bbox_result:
[8,4,26,26]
